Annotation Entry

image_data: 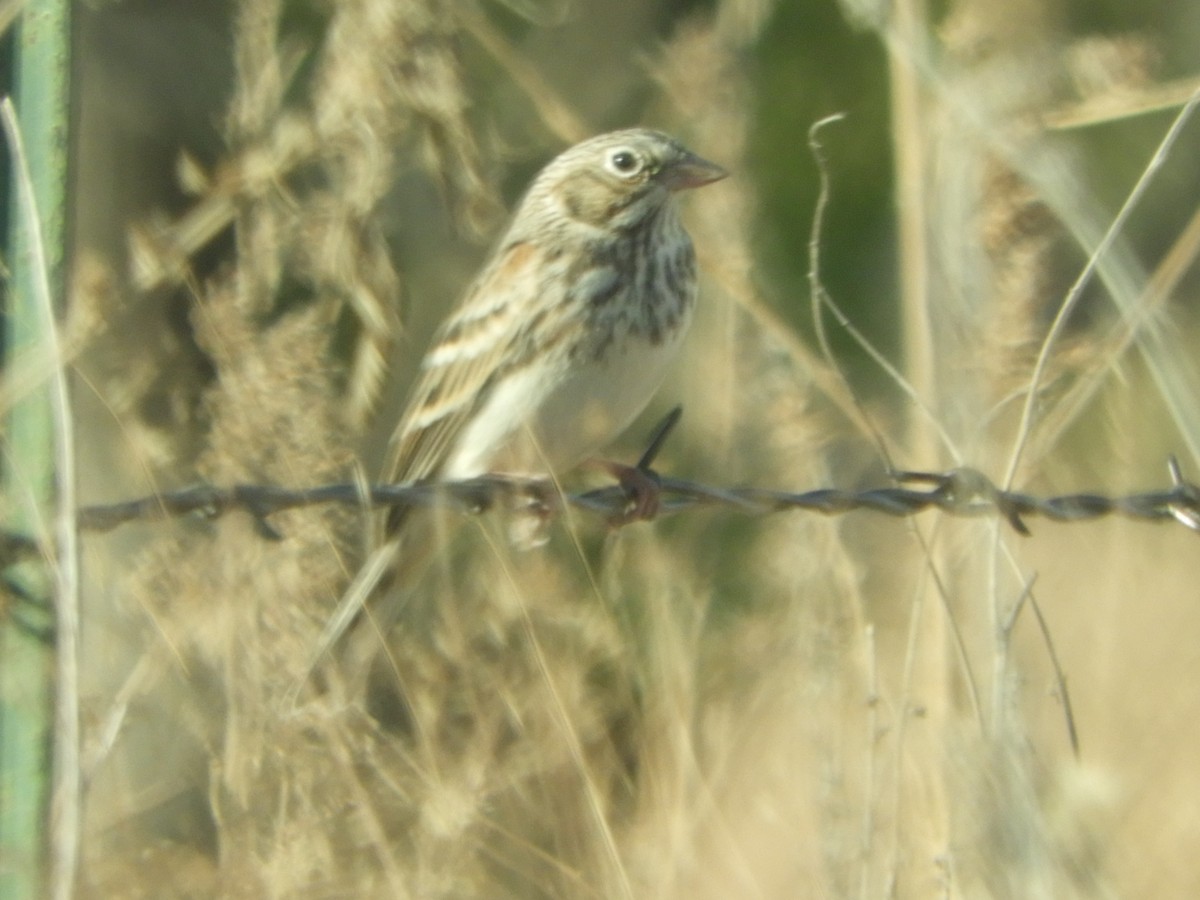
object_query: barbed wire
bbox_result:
[3,440,1198,638]
[5,406,1199,568]
[54,457,1200,540]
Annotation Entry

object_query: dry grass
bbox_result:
[3,0,1196,896]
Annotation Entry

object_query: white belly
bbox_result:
[443,323,688,479]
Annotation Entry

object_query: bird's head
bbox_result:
[527,128,727,231]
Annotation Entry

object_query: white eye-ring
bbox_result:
[605,147,642,177]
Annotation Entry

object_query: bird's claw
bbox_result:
[595,460,663,526]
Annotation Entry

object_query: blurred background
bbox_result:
[3,0,1200,896]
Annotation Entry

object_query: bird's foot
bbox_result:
[592,459,663,525]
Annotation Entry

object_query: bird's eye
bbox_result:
[606,148,641,176]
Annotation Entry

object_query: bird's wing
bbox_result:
[308,243,546,670]
[380,240,545,517]
[307,239,542,678]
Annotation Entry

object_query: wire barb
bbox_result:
[635,405,682,471]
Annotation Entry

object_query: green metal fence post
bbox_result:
[1,1,72,897]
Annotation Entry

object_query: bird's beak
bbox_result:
[662,152,728,191]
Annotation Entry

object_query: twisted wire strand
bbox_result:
[5,404,1197,581]
[4,457,1195,639]
[52,461,1200,537]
